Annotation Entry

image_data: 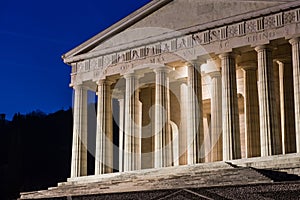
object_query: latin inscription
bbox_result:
[73,7,300,84]
[247,31,276,43]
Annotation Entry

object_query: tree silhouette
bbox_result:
[0,108,73,200]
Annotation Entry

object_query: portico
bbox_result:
[63,0,300,179]
[18,0,300,199]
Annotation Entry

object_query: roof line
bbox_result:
[62,0,173,60]
[63,0,300,64]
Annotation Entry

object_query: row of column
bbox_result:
[241,40,300,158]
[70,37,300,178]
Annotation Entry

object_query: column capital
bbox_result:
[153,66,172,74]
[207,56,219,63]
[275,59,291,65]
[124,71,145,80]
[186,61,201,72]
[124,72,137,79]
[72,84,83,90]
[207,70,221,78]
[239,61,257,71]
[189,56,207,66]
[218,51,239,59]
[289,37,300,45]
[274,54,292,64]
[96,79,114,86]
[254,44,274,52]
[205,58,221,78]
[73,83,89,91]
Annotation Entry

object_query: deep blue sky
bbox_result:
[0,0,151,120]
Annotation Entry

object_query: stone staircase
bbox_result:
[20,162,274,199]
[231,153,300,176]
[20,154,300,199]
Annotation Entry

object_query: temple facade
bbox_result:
[62,0,300,179]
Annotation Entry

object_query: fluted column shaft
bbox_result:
[209,71,223,162]
[289,38,300,153]
[277,60,296,154]
[242,65,260,158]
[220,53,241,160]
[124,73,140,171]
[154,67,172,168]
[95,80,113,175]
[187,63,204,164]
[255,45,281,156]
[71,85,88,178]
[118,99,125,172]
[179,82,188,165]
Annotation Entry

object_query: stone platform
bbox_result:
[20,154,300,199]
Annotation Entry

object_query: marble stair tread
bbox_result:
[24,159,300,199]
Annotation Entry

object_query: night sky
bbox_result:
[0,0,151,120]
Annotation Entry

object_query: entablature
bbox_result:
[69,5,300,86]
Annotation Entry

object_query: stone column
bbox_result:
[277,60,296,154]
[154,67,172,168]
[187,62,204,164]
[255,45,282,156]
[273,62,282,151]
[289,38,300,153]
[95,80,113,175]
[71,84,88,178]
[179,82,188,165]
[241,64,260,158]
[118,98,125,172]
[124,73,140,171]
[140,87,155,169]
[220,53,241,160]
[208,71,223,162]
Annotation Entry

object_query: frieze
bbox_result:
[246,19,257,34]
[71,7,300,84]
[84,60,90,71]
[92,53,185,80]
[77,61,85,73]
[228,24,239,38]
[131,48,140,60]
[247,31,276,44]
[90,58,98,70]
[103,54,113,67]
[191,31,210,45]
[264,15,276,29]
[284,11,296,24]
[161,40,172,53]
[210,28,221,42]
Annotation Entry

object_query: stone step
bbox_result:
[20,155,300,199]
[230,153,300,177]
[24,157,300,199]
[281,168,300,176]
[41,168,272,198]
[26,167,271,199]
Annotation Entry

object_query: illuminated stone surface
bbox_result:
[21,0,300,198]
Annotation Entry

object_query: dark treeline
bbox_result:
[0,108,73,200]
